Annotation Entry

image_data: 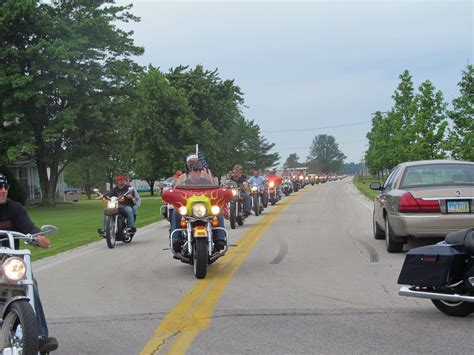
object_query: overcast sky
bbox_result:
[118,0,473,165]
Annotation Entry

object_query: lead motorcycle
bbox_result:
[0,225,58,354]
[95,187,135,249]
[162,170,233,279]
[398,228,474,317]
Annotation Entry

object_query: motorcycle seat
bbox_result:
[445,229,474,253]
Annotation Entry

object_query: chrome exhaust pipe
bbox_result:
[399,286,474,303]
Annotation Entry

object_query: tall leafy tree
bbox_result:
[242,121,280,171]
[283,153,304,168]
[411,80,448,159]
[307,134,346,173]
[0,0,143,206]
[448,65,473,161]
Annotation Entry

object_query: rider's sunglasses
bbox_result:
[0,183,9,190]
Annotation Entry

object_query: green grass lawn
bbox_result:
[26,196,163,260]
[353,176,384,201]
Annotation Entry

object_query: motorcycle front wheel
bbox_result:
[105,215,117,249]
[432,299,474,317]
[229,203,237,229]
[0,300,39,354]
[193,238,208,279]
[253,195,260,216]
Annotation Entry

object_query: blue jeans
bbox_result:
[102,206,135,230]
[241,191,251,212]
[170,210,226,243]
[33,278,48,337]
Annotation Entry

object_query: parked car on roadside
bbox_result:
[370,160,474,253]
[136,184,151,193]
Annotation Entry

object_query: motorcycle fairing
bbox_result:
[162,188,233,210]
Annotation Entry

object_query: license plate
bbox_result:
[447,201,470,213]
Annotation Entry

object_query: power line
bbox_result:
[262,120,370,133]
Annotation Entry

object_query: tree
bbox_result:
[242,121,280,172]
[0,0,143,206]
[307,134,346,174]
[411,80,448,160]
[448,65,474,161]
[130,66,194,195]
[63,156,107,199]
[283,153,304,169]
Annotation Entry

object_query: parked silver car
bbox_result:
[370,160,474,253]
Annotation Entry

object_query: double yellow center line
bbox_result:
[140,191,304,354]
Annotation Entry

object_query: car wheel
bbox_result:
[385,217,403,253]
[373,210,385,240]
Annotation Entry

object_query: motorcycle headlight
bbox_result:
[269,181,275,188]
[211,205,221,215]
[231,189,238,197]
[2,257,26,282]
[107,201,117,209]
[251,186,258,192]
[192,203,207,218]
[179,206,188,215]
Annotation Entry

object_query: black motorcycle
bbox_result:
[224,180,246,229]
[95,188,135,248]
[398,228,474,317]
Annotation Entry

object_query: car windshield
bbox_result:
[175,170,219,189]
[400,163,474,189]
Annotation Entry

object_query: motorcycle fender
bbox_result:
[104,209,118,216]
[1,296,30,321]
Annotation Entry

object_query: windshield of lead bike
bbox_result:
[175,170,219,188]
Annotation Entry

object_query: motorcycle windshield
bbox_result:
[175,170,219,189]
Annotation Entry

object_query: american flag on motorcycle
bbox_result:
[198,150,210,174]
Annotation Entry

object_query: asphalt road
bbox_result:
[34,178,473,354]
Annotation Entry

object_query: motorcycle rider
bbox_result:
[248,169,268,207]
[98,175,136,236]
[170,154,226,252]
[229,165,251,217]
[125,176,141,221]
[0,173,59,353]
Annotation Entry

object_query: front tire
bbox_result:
[193,238,208,279]
[385,218,403,253]
[229,203,237,229]
[270,194,275,206]
[0,300,39,354]
[253,195,260,216]
[432,300,474,317]
[105,215,117,249]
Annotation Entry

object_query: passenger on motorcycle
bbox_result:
[125,176,141,221]
[98,175,136,236]
[248,169,268,206]
[0,173,59,353]
[170,154,226,252]
[229,165,251,217]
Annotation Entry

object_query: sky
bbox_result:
[118,0,473,165]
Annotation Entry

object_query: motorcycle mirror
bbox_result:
[40,225,58,235]
[93,188,100,194]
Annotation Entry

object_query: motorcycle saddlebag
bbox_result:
[397,244,466,288]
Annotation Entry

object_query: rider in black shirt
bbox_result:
[0,173,59,353]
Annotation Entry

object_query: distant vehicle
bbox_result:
[136,184,151,193]
[64,187,81,195]
[370,160,474,253]
[157,177,175,191]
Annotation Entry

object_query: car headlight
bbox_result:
[179,206,188,215]
[2,257,26,282]
[192,203,207,218]
[269,181,275,188]
[107,201,117,209]
[211,205,220,215]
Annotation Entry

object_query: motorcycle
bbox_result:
[266,176,282,206]
[162,170,233,279]
[292,178,300,192]
[0,225,57,354]
[224,180,246,229]
[282,179,292,196]
[249,183,264,216]
[398,228,474,317]
[95,187,135,249]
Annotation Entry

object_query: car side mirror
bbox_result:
[370,182,382,191]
